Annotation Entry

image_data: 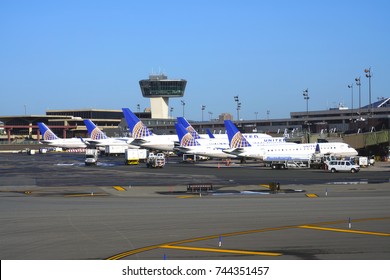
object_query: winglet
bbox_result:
[84,119,108,140]
[80,137,89,145]
[37,122,59,140]
[175,123,200,147]
[224,120,252,148]
[122,108,153,138]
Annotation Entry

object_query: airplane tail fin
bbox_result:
[37,122,59,140]
[206,128,215,139]
[175,123,200,147]
[122,108,153,138]
[84,119,108,140]
[177,117,201,139]
[224,120,252,148]
[315,143,321,154]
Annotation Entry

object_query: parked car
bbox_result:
[327,160,360,173]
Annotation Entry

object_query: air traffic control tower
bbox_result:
[139,74,187,118]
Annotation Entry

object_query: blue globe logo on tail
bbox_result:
[43,130,57,140]
[38,122,59,140]
[177,117,200,139]
[224,120,252,148]
[84,119,108,140]
[175,123,200,147]
[230,132,251,148]
[90,128,107,140]
[122,108,153,138]
[180,132,200,147]
[132,121,153,138]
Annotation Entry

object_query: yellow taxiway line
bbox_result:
[299,225,390,236]
[106,217,390,260]
[177,195,197,199]
[113,186,126,191]
[160,245,281,256]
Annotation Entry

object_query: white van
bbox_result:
[327,160,360,173]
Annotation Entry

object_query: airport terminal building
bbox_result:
[1,75,389,157]
[1,97,389,140]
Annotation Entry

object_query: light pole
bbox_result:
[355,77,361,117]
[201,105,206,121]
[348,83,354,120]
[364,67,372,117]
[170,107,174,119]
[302,89,309,122]
[181,100,185,117]
[208,111,213,121]
[266,110,270,120]
[234,95,241,121]
[136,104,140,113]
[302,89,310,137]
[255,112,258,121]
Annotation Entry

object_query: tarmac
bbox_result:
[0,150,389,260]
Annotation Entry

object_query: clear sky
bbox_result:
[1,0,389,121]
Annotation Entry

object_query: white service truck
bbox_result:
[85,149,98,166]
[104,145,127,156]
[125,148,148,165]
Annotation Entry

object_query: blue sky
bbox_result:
[1,0,389,121]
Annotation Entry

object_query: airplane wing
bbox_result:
[80,137,98,148]
[173,146,193,153]
[222,147,246,156]
[130,138,148,146]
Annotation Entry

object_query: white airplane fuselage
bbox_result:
[224,142,358,160]
[40,138,87,149]
[138,135,179,152]
[176,136,290,159]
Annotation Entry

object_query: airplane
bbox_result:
[223,120,358,160]
[177,117,229,139]
[83,119,138,148]
[174,120,291,159]
[178,118,288,145]
[37,122,87,149]
[122,108,178,151]
[174,122,237,159]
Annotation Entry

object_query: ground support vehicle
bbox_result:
[146,153,166,168]
[182,154,209,162]
[265,159,309,169]
[326,160,360,173]
[125,149,148,165]
[85,149,98,166]
[104,145,127,156]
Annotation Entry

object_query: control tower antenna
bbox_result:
[139,74,187,119]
